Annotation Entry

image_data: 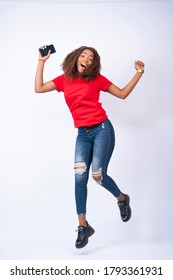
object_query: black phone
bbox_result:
[39,44,56,57]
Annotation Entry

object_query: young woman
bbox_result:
[35,45,145,249]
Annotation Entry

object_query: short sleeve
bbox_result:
[52,74,65,92]
[97,74,113,91]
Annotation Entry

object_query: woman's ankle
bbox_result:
[117,193,126,203]
[78,214,87,227]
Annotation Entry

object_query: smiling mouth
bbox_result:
[80,63,87,69]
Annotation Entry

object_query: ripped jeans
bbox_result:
[74,118,122,215]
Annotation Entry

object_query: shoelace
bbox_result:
[76,226,87,241]
[119,201,127,217]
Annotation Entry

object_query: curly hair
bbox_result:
[61,46,101,81]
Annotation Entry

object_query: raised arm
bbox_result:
[107,60,145,99]
[35,47,56,93]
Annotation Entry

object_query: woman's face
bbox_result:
[77,49,94,73]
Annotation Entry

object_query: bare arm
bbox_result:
[107,60,145,99]
[35,48,56,93]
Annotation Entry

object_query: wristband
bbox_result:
[137,69,144,73]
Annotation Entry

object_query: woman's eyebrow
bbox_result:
[82,51,94,58]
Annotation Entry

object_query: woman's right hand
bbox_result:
[38,46,51,62]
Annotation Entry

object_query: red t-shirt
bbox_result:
[52,74,112,128]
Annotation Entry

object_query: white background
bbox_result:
[0,0,173,260]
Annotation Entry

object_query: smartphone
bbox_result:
[39,44,56,57]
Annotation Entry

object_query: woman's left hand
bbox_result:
[135,60,145,72]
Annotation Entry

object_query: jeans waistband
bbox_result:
[79,118,108,132]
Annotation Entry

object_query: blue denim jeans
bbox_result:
[74,119,122,215]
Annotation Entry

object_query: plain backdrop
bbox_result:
[0,0,173,260]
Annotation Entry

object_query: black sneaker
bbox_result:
[75,222,95,249]
[118,194,131,222]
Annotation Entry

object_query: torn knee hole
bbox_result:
[92,168,103,183]
[93,174,102,182]
[74,162,87,175]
